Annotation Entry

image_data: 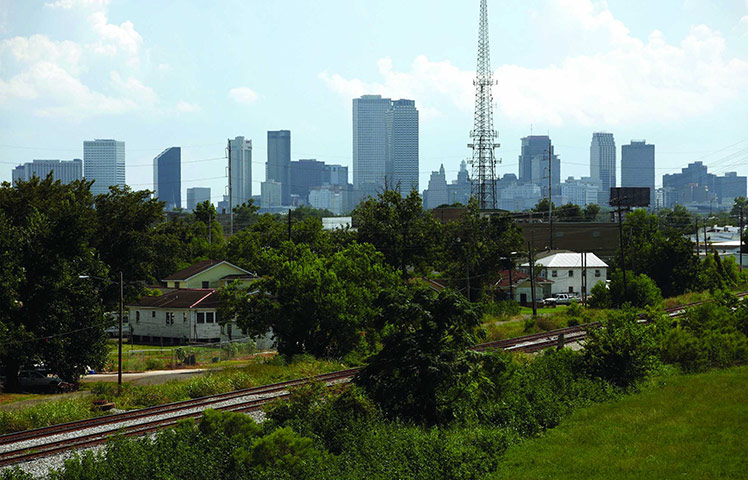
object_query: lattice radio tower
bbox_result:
[468,0,499,210]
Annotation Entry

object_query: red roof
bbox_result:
[126,289,219,309]
[494,269,552,289]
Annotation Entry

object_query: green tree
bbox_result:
[554,203,582,221]
[608,270,662,308]
[93,185,166,304]
[621,209,701,297]
[232,199,260,231]
[730,196,747,218]
[0,177,109,389]
[583,203,601,222]
[443,198,523,300]
[532,198,554,213]
[355,287,483,425]
[192,200,224,243]
[353,188,441,276]
[220,243,398,357]
[583,309,659,389]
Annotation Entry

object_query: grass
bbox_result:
[0,397,97,434]
[492,366,748,479]
[89,355,345,410]
[0,393,38,407]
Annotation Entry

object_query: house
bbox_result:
[126,260,257,344]
[163,260,257,289]
[494,269,553,305]
[520,251,608,296]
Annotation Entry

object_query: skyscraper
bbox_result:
[228,136,252,208]
[186,187,211,211]
[621,140,655,207]
[423,164,448,209]
[83,139,125,196]
[353,94,392,197]
[289,159,326,202]
[12,159,82,184]
[518,135,560,191]
[590,132,616,205]
[153,147,181,210]
[385,99,419,195]
[267,130,291,206]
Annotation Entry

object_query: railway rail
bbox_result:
[2,292,743,468]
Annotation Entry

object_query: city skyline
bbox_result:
[1,1,747,204]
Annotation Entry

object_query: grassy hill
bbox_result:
[493,366,748,479]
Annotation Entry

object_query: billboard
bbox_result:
[609,187,651,207]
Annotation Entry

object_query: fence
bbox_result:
[110,337,270,372]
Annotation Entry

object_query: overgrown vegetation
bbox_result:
[3,289,748,478]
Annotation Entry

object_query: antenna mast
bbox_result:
[468,0,499,210]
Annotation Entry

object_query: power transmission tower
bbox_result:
[468,0,500,210]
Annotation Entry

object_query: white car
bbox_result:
[543,293,576,306]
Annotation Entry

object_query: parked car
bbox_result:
[18,370,73,393]
[105,321,131,338]
[543,293,577,306]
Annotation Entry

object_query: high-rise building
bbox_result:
[153,147,181,210]
[83,139,125,196]
[12,159,82,184]
[423,164,448,210]
[663,161,746,208]
[590,132,616,205]
[187,187,211,211]
[518,135,560,192]
[267,130,291,206]
[621,140,655,207]
[325,164,348,186]
[228,136,252,208]
[289,159,326,202]
[716,172,747,207]
[353,95,392,196]
[385,99,419,194]
[261,180,282,208]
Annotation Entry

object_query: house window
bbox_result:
[206,312,215,324]
[595,269,601,277]
[175,281,180,288]
[551,270,557,277]
[151,311,155,318]
[183,312,187,323]
[568,270,574,277]
[197,312,205,324]
[135,311,140,324]
[202,281,209,288]
[568,286,574,293]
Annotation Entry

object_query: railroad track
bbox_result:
[3,292,743,468]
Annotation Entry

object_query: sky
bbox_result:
[1,0,747,206]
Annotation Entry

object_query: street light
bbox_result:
[79,272,124,388]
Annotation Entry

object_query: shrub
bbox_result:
[660,327,708,372]
[588,281,611,309]
[582,310,659,389]
[483,300,520,318]
[609,270,662,308]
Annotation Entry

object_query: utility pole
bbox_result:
[703,220,708,255]
[740,207,744,272]
[528,240,537,316]
[118,271,123,389]
[208,210,212,244]
[288,208,292,241]
[227,139,233,236]
[581,251,587,304]
[548,139,553,250]
[695,219,700,256]
[616,189,627,299]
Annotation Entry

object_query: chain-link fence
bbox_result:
[110,337,266,371]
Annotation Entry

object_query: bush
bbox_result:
[588,281,611,309]
[483,300,520,318]
[608,270,662,308]
[582,310,659,389]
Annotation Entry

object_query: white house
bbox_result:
[520,251,608,296]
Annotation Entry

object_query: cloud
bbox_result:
[740,15,748,36]
[228,87,259,104]
[44,0,109,9]
[320,1,748,127]
[89,11,142,58]
[0,4,157,120]
[175,100,200,113]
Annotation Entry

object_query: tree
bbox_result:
[443,198,523,300]
[730,196,747,218]
[354,287,483,425]
[233,200,260,231]
[554,203,582,222]
[220,243,399,357]
[353,188,441,276]
[621,209,701,297]
[583,203,601,222]
[192,200,224,244]
[608,270,662,308]
[532,198,554,213]
[0,176,109,389]
[93,185,166,305]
